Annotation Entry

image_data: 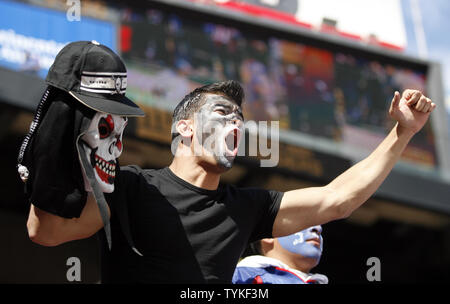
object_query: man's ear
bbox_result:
[176,119,194,138]
[261,238,275,245]
[260,238,275,255]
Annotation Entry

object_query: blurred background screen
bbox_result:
[0,0,449,284]
[119,5,435,168]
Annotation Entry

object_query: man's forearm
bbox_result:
[326,122,414,217]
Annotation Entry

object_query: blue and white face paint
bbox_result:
[278,226,323,261]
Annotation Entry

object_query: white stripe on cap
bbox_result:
[80,87,126,94]
[80,71,127,95]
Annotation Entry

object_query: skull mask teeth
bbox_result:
[81,113,127,193]
[91,150,117,184]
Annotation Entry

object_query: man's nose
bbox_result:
[310,225,322,235]
[231,118,243,128]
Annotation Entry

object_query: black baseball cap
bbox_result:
[46,40,144,117]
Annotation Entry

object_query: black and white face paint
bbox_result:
[81,112,128,193]
[194,94,244,169]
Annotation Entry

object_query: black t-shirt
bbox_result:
[101,165,283,284]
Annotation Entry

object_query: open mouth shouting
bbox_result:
[224,127,241,157]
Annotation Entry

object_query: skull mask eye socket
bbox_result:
[98,115,115,139]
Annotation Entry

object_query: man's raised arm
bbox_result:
[273,90,436,237]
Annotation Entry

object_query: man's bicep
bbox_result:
[27,193,108,246]
[272,186,339,238]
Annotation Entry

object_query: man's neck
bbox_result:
[169,156,221,191]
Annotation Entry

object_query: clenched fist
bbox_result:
[389,89,436,135]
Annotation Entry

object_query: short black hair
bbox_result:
[171,80,244,141]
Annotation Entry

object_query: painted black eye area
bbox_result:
[98,115,115,139]
[215,109,226,115]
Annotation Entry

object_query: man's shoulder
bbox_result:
[223,184,261,194]
[108,166,168,203]
[223,185,281,201]
[116,165,167,187]
[119,165,163,177]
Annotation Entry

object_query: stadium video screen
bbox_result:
[119,5,435,168]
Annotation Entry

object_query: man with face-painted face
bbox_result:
[175,92,244,171]
[26,44,437,283]
[233,226,328,284]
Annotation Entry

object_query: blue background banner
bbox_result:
[0,0,117,79]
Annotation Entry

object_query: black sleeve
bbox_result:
[246,188,284,242]
[24,94,93,218]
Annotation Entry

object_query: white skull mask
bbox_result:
[81,112,128,193]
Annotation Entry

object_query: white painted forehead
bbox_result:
[202,94,237,105]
